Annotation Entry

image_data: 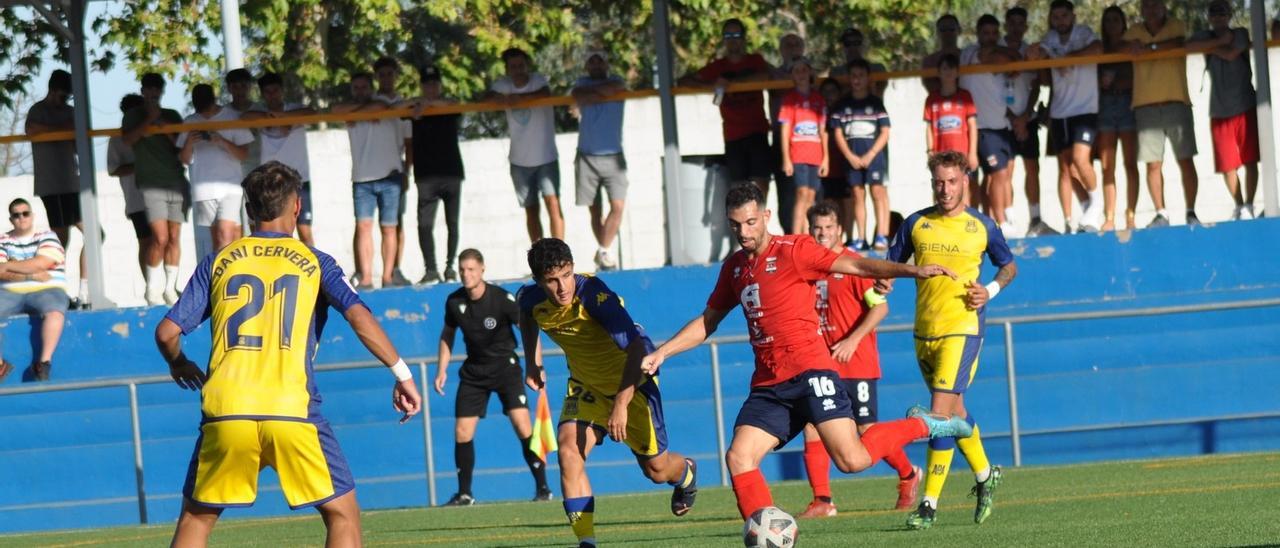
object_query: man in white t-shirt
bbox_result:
[1029,0,1104,233]
[1001,7,1057,237]
[107,93,151,282]
[373,56,414,287]
[177,84,254,255]
[960,14,1021,228]
[242,72,318,245]
[332,72,408,289]
[488,48,564,243]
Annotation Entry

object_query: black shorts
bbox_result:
[127,211,152,240]
[724,132,773,183]
[1015,124,1041,159]
[40,193,81,229]
[734,369,854,449]
[1047,114,1098,155]
[844,378,879,426]
[821,177,849,200]
[455,362,529,418]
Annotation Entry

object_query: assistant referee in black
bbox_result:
[436,248,552,506]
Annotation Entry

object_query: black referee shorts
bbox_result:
[455,361,529,419]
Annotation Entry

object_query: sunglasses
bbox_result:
[9,211,30,220]
[723,31,745,39]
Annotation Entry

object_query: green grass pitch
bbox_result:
[4,452,1274,547]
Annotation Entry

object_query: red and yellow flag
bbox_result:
[528,388,558,462]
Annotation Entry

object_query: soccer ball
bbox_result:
[743,506,798,547]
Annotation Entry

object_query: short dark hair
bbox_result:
[257,72,283,90]
[937,14,960,27]
[242,161,303,222]
[374,56,399,72]
[191,83,217,112]
[527,238,573,281]
[458,248,484,265]
[723,18,746,33]
[140,72,165,90]
[225,68,253,84]
[501,48,530,64]
[928,150,968,174]
[119,93,144,113]
[806,201,840,226]
[1050,0,1074,12]
[977,14,1000,30]
[939,53,961,69]
[8,198,30,214]
[1005,6,1028,20]
[49,69,71,93]
[819,77,841,93]
[846,58,872,75]
[725,182,765,212]
[351,72,373,85]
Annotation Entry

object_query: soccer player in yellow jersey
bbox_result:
[886,151,1017,529]
[519,238,696,548]
[155,162,422,547]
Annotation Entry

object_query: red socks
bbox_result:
[861,418,928,465]
[882,446,914,479]
[731,469,773,519]
[802,440,832,500]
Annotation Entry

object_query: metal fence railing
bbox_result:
[1,297,1278,525]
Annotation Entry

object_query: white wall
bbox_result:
[0,55,1260,307]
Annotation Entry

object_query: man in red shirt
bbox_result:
[796,203,920,519]
[641,183,969,522]
[681,19,774,193]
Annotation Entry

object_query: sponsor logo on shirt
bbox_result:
[794,121,820,137]
[938,115,962,131]
[765,257,778,273]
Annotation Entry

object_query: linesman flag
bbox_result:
[528,388,558,462]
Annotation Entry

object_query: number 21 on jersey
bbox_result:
[224,273,300,351]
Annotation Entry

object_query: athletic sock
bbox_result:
[1157,208,1168,219]
[145,265,164,294]
[802,440,832,501]
[955,416,991,482]
[519,435,550,490]
[730,469,773,519]
[455,440,475,495]
[882,446,915,479]
[860,418,928,465]
[666,457,693,488]
[563,496,595,544]
[78,279,90,301]
[1029,204,1041,219]
[164,265,179,293]
[923,437,957,504]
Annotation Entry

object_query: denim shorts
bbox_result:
[511,161,560,208]
[353,175,402,226]
[0,287,69,318]
[1098,93,1136,133]
[791,163,821,190]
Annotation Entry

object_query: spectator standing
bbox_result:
[1030,0,1105,233]
[1124,0,1200,228]
[1097,6,1142,230]
[921,15,963,95]
[570,50,629,271]
[121,72,188,306]
[829,28,889,97]
[489,48,565,243]
[106,94,150,281]
[1189,0,1259,221]
[332,72,406,289]
[178,84,254,254]
[961,14,1021,229]
[374,56,414,287]
[24,70,88,308]
[818,77,851,230]
[778,57,828,235]
[923,55,978,176]
[829,59,891,251]
[768,33,805,235]
[0,199,70,382]
[407,65,465,284]
[1002,7,1056,236]
[682,19,773,195]
[223,68,259,238]
[242,72,317,245]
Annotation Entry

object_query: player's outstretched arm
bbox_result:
[830,254,956,281]
[344,305,422,423]
[155,318,206,391]
[641,307,730,375]
[519,308,546,390]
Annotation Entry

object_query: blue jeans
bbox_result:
[353,175,402,226]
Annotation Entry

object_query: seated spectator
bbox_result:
[0,199,70,382]
[107,94,150,281]
[178,84,253,255]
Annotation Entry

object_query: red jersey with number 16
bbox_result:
[707,234,841,387]
[815,248,881,380]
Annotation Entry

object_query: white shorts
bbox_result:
[194,189,244,226]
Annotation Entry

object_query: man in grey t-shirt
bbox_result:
[1188,0,1259,220]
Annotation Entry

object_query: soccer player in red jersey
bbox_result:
[796,203,920,519]
[641,182,971,521]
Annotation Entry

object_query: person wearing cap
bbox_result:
[177,84,254,255]
[571,50,629,271]
[829,28,888,97]
[242,72,318,245]
[921,14,963,95]
[24,69,90,308]
[404,65,465,284]
[778,56,828,235]
[680,18,774,194]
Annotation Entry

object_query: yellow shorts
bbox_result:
[182,418,354,509]
[914,335,983,394]
[559,376,668,457]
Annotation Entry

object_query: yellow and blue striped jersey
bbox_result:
[165,232,364,422]
[518,274,656,396]
[887,206,1014,339]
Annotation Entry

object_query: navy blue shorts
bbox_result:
[734,369,854,449]
[792,163,821,190]
[845,151,888,186]
[978,129,1014,175]
[844,378,879,426]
